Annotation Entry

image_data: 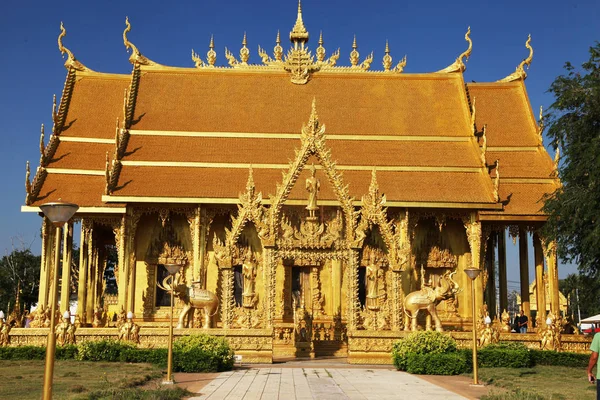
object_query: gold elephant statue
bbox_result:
[403,271,460,332]
[158,278,219,329]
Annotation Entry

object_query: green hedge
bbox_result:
[406,352,468,375]
[530,350,589,367]
[392,331,459,372]
[478,348,533,368]
[0,334,233,373]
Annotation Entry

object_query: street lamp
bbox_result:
[162,263,182,385]
[465,267,481,386]
[39,201,79,400]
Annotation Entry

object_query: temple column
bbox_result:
[464,213,484,326]
[498,228,508,313]
[85,226,95,321]
[485,233,497,317]
[347,249,360,331]
[220,266,234,329]
[543,239,560,315]
[533,232,547,327]
[77,220,89,324]
[200,208,209,288]
[519,227,531,325]
[38,217,51,308]
[116,215,128,313]
[192,206,201,282]
[60,222,74,313]
[331,259,342,315]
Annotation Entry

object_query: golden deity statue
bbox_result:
[242,248,257,308]
[305,164,320,220]
[366,252,380,311]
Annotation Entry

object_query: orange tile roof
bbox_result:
[486,149,554,179]
[481,182,556,216]
[50,141,114,170]
[30,173,120,208]
[114,166,495,204]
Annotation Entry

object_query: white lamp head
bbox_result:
[464,268,481,280]
[127,311,133,320]
[63,311,70,319]
[0,310,4,320]
[484,316,492,325]
[546,317,553,326]
[39,201,79,227]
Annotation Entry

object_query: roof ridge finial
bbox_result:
[350,35,360,67]
[274,30,283,61]
[240,32,250,64]
[123,17,157,66]
[207,35,217,66]
[383,40,392,71]
[436,26,472,73]
[246,165,255,194]
[498,34,534,82]
[316,31,326,62]
[290,0,309,45]
[57,22,89,72]
[369,167,380,199]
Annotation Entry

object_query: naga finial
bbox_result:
[57,22,88,71]
[437,26,472,73]
[123,17,156,66]
[538,105,544,145]
[470,96,477,132]
[316,31,326,62]
[290,0,309,46]
[25,161,31,196]
[498,34,534,82]
[52,94,57,127]
[494,159,500,202]
[350,35,359,66]
[39,124,45,157]
[395,55,407,73]
[481,124,488,167]
[383,40,392,71]
[105,151,110,194]
[240,32,250,64]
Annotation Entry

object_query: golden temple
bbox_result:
[15,3,589,362]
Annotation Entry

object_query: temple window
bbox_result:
[357,266,367,308]
[233,265,243,307]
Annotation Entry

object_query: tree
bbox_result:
[543,42,600,276]
[0,238,41,317]
[559,273,600,320]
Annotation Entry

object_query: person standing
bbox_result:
[587,332,600,397]
[518,309,529,333]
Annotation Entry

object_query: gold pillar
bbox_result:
[220,267,234,329]
[85,227,95,320]
[464,213,484,326]
[331,259,342,314]
[60,222,74,313]
[38,217,50,308]
[543,240,560,315]
[199,208,208,288]
[193,206,201,281]
[347,249,360,331]
[116,215,128,312]
[77,220,89,324]
[498,228,508,313]
[533,233,546,327]
[519,227,531,323]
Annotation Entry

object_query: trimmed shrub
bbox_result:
[0,345,45,360]
[392,331,458,371]
[120,347,168,367]
[406,352,468,375]
[530,350,589,367]
[478,347,533,368]
[56,344,78,360]
[173,334,234,372]
[76,339,135,362]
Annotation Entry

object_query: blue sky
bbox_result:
[1,0,598,288]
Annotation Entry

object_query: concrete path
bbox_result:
[187,368,467,400]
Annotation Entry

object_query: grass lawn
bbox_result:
[1,360,189,400]
[478,365,597,400]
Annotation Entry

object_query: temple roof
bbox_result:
[23,12,559,221]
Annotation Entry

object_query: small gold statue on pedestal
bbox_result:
[305,164,320,221]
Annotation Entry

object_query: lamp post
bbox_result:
[39,201,79,400]
[465,267,481,386]
[162,263,182,385]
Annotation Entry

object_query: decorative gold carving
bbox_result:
[463,216,482,269]
[192,35,217,68]
[118,315,140,344]
[501,309,511,332]
[311,266,325,317]
[480,124,487,166]
[242,248,258,308]
[437,27,472,73]
[425,246,458,269]
[290,0,309,43]
[0,319,10,346]
[240,32,250,64]
[383,41,407,73]
[56,314,76,345]
[158,277,219,329]
[57,22,92,72]
[498,34,533,82]
[478,308,499,347]
[404,271,460,331]
[493,159,500,202]
[305,164,320,220]
[539,311,562,351]
[538,105,544,146]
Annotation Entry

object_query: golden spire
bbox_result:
[316,31,326,62]
[274,31,283,61]
[306,97,320,133]
[350,35,359,66]
[290,0,309,45]
[383,41,392,71]
[498,34,533,82]
[246,165,255,195]
[437,26,472,73]
[240,32,250,64]
[207,35,217,66]
[368,168,380,199]
[57,22,89,71]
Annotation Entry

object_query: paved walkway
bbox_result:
[188,368,467,400]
